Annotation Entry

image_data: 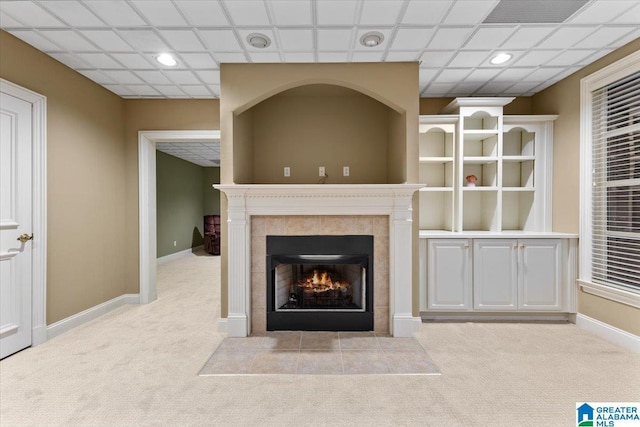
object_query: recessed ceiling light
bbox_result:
[490,52,512,65]
[156,53,177,66]
[360,31,384,48]
[247,33,271,49]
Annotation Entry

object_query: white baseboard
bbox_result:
[576,313,640,353]
[32,325,47,346]
[218,318,228,333]
[392,314,422,337]
[47,294,140,340]
[157,245,204,264]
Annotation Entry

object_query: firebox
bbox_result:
[266,235,374,331]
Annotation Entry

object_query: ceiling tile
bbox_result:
[391,28,435,51]
[39,30,97,51]
[317,29,353,51]
[131,1,187,26]
[80,30,133,51]
[84,1,146,26]
[159,30,205,51]
[317,52,349,62]
[195,70,220,85]
[0,1,65,27]
[463,27,516,49]
[442,1,497,25]
[419,69,439,85]
[176,1,229,26]
[134,71,172,85]
[433,69,472,83]
[103,85,135,96]
[476,82,513,94]
[537,26,598,49]
[103,70,144,84]
[126,85,161,97]
[179,53,218,69]
[385,51,420,61]
[500,26,555,49]
[8,30,62,51]
[181,85,212,96]
[611,2,640,23]
[492,67,536,81]
[237,29,278,51]
[427,28,474,50]
[401,1,451,25]
[453,82,482,95]
[250,52,282,62]
[284,52,315,62]
[573,26,637,49]
[111,53,155,69]
[208,85,221,96]
[316,0,358,25]
[269,1,312,25]
[163,70,201,84]
[224,1,270,25]
[424,83,458,96]
[420,50,455,67]
[75,53,121,68]
[514,50,561,67]
[526,67,564,81]
[118,30,170,52]
[545,49,596,66]
[40,1,106,27]
[278,29,314,51]
[448,51,491,67]
[359,0,404,25]
[0,12,25,27]
[465,68,502,82]
[48,53,89,68]
[199,30,242,51]
[76,69,116,84]
[507,81,542,93]
[569,1,634,23]
[351,51,384,62]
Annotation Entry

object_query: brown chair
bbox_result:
[204,215,221,255]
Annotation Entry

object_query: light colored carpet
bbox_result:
[1,250,639,426]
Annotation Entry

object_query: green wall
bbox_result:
[203,167,221,216]
[156,151,221,258]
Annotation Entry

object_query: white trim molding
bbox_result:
[579,280,640,309]
[215,184,424,338]
[47,294,139,340]
[576,314,640,353]
[157,246,204,265]
[138,130,221,305]
[0,79,47,347]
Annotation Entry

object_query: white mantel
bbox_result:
[215,184,423,337]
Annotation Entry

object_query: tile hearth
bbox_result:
[199,331,440,376]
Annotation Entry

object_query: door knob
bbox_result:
[17,233,33,243]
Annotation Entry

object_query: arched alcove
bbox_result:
[232,83,405,184]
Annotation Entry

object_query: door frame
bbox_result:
[138,130,220,304]
[0,78,47,346]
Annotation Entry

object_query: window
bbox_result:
[591,70,640,291]
[581,50,640,304]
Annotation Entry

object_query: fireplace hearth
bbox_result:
[267,235,373,331]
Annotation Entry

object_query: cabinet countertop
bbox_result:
[419,230,579,239]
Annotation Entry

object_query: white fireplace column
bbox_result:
[216,184,423,337]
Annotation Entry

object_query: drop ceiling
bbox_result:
[1,0,639,99]
[156,141,220,167]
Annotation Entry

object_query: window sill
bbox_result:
[579,280,640,309]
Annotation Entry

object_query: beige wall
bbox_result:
[1,31,126,324]
[532,38,640,335]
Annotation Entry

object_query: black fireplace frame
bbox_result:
[266,235,374,331]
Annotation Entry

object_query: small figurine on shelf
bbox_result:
[466,174,478,187]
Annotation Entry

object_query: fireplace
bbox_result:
[267,235,374,331]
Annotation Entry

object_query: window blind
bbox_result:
[591,70,640,290]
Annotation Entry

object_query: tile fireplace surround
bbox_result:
[216,184,423,338]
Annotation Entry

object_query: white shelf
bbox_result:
[463,156,498,164]
[503,156,535,162]
[419,157,454,164]
[463,130,499,141]
[502,187,535,192]
[462,186,499,191]
[420,187,454,192]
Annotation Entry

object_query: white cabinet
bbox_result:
[422,235,574,316]
[474,239,562,311]
[426,239,472,310]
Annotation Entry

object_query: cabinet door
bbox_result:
[518,239,562,310]
[427,239,472,310]
[474,239,518,310]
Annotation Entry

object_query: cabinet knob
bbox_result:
[520,244,525,249]
[463,244,469,249]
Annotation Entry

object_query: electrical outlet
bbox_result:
[173,241,177,247]
[343,166,349,177]
[284,166,290,177]
[319,166,325,177]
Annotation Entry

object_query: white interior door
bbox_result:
[0,91,33,359]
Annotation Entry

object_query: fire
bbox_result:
[297,269,350,293]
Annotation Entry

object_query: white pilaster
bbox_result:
[226,190,250,337]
